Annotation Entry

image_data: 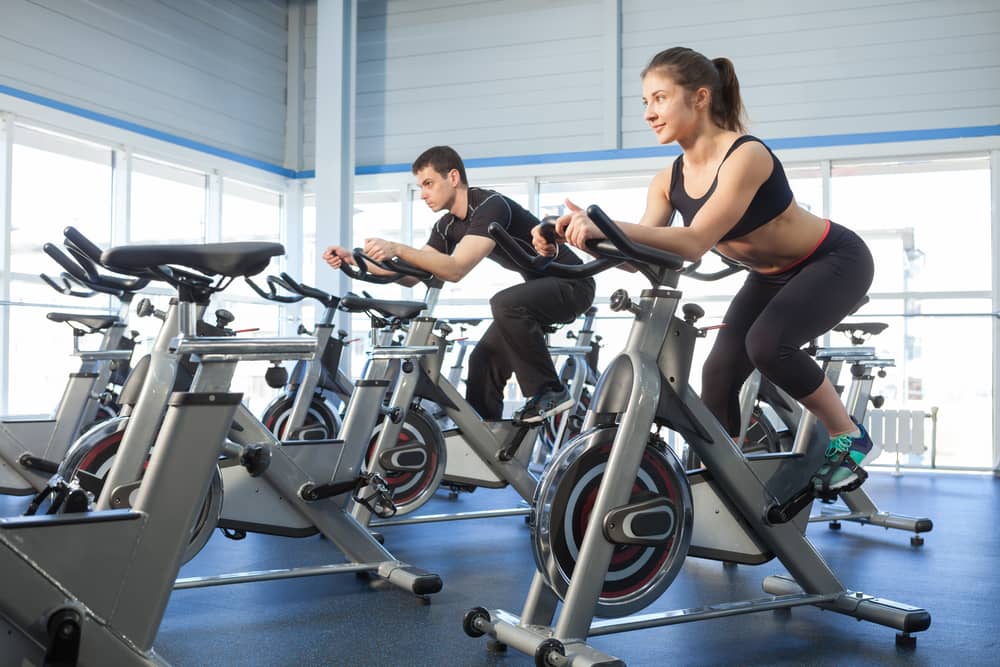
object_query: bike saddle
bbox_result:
[102,242,284,278]
[46,312,120,332]
[339,295,426,321]
[832,322,888,336]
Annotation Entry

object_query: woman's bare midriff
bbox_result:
[715,202,828,273]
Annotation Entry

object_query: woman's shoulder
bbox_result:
[652,158,679,190]
[722,136,774,170]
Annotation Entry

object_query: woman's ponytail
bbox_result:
[711,57,746,133]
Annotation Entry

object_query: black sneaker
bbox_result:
[514,386,574,424]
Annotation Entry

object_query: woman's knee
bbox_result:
[745,329,784,376]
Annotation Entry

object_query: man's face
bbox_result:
[414,165,457,213]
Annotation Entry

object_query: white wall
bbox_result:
[301,0,1000,170]
[0,0,289,167]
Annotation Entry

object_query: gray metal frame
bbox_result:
[0,280,441,665]
[470,276,930,665]
[0,321,280,663]
[0,297,134,494]
[770,347,933,543]
[353,313,548,528]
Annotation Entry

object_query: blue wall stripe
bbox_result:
[0,83,297,178]
[4,83,998,181]
[356,125,1000,175]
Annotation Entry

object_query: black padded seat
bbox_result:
[46,312,119,331]
[102,242,284,278]
[445,318,484,326]
[832,322,888,336]
[339,295,426,320]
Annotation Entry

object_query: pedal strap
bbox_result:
[812,451,869,494]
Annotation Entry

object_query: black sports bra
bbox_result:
[669,135,794,242]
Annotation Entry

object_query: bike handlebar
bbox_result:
[339,249,443,289]
[57,227,152,291]
[245,275,305,304]
[488,205,745,286]
[40,272,97,298]
[586,205,745,283]
[486,222,622,279]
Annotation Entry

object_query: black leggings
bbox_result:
[466,276,595,420]
[701,222,874,436]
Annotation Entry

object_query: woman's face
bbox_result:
[641,71,701,144]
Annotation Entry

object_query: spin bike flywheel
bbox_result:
[532,425,693,618]
[261,392,341,440]
[363,406,446,515]
[59,416,224,564]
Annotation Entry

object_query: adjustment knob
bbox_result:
[609,289,641,315]
[215,308,235,327]
[682,303,705,324]
[136,298,155,318]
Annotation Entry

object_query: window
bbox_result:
[786,165,823,215]
[353,190,405,300]
[303,194,316,285]
[9,126,112,275]
[830,156,993,469]
[831,156,991,292]
[130,157,206,243]
[221,179,283,298]
[4,279,116,416]
[219,179,285,412]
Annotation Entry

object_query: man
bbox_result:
[323,145,595,422]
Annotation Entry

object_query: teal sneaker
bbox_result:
[813,421,881,492]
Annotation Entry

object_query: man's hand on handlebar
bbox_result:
[531,223,560,257]
[364,238,401,264]
[323,246,355,270]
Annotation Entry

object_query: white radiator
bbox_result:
[865,409,930,456]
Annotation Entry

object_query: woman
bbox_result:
[534,46,878,492]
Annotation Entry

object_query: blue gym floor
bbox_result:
[2,470,996,666]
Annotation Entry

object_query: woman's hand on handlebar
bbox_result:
[558,198,606,249]
[323,246,355,270]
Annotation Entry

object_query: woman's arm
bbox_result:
[563,144,771,262]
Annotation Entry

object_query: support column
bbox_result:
[0,114,12,414]
[601,0,622,150]
[205,172,222,243]
[283,179,305,336]
[112,147,131,246]
[992,150,999,474]
[313,0,357,363]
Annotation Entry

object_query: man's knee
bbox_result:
[469,339,496,368]
[489,287,522,320]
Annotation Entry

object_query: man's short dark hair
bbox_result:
[411,146,468,186]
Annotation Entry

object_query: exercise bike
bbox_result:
[0,230,144,496]
[462,206,930,666]
[247,272,356,440]
[50,235,443,600]
[737,321,933,545]
[339,252,549,527]
[0,240,302,665]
